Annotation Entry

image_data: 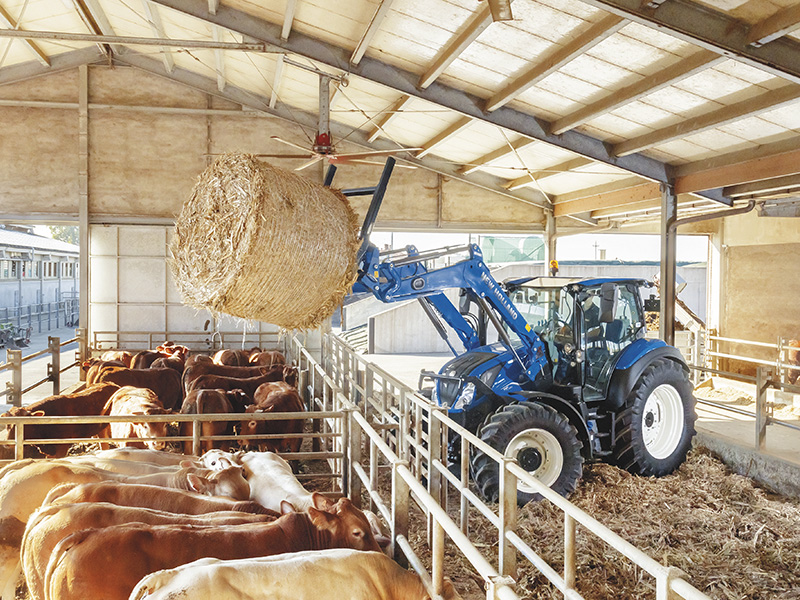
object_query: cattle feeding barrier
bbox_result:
[91,329,285,354]
[288,333,713,600]
[1,329,86,406]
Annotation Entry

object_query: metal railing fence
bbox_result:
[297,333,712,600]
[0,299,79,333]
[92,330,286,354]
[1,329,86,405]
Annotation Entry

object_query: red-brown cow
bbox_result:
[248,351,286,367]
[187,367,297,398]
[99,351,133,367]
[213,348,261,366]
[0,384,119,458]
[178,389,249,454]
[23,502,278,600]
[82,359,126,385]
[239,383,304,453]
[45,496,382,600]
[182,363,293,393]
[99,387,171,450]
[96,367,182,411]
[44,481,276,516]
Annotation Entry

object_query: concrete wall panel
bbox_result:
[442,179,544,228]
[0,69,78,102]
[0,108,78,212]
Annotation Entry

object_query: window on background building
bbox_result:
[11,261,18,278]
[0,260,8,279]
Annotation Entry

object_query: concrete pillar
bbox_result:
[706,230,724,335]
[659,183,677,345]
[78,65,89,333]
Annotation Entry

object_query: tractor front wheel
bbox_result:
[612,358,696,476]
[471,402,583,505]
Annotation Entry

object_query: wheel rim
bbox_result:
[505,428,563,492]
[641,384,683,459]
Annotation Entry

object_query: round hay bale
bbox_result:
[169,153,359,330]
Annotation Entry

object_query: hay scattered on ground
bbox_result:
[400,449,800,600]
[170,153,360,330]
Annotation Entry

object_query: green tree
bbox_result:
[48,226,79,246]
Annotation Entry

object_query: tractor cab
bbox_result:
[504,277,651,398]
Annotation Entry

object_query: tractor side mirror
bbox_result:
[599,282,617,323]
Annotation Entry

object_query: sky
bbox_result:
[371,232,708,263]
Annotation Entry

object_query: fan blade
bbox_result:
[294,156,324,171]
[348,159,417,170]
[271,136,313,153]
[333,148,422,160]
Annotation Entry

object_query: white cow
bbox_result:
[130,549,462,600]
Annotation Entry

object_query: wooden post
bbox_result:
[498,457,517,577]
[391,460,410,567]
[7,349,22,407]
[755,366,771,451]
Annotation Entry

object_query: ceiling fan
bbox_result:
[263,65,419,171]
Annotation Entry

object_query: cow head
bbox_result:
[187,465,250,500]
[131,407,171,450]
[282,366,298,387]
[226,389,250,412]
[199,449,242,470]
[307,493,384,552]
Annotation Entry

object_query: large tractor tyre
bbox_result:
[612,358,696,477]
[471,402,584,505]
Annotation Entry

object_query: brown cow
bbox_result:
[81,358,126,385]
[213,348,261,366]
[187,367,297,398]
[124,465,250,501]
[184,354,213,369]
[150,356,184,374]
[99,351,133,367]
[44,496,382,600]
[96,367,182,411]
[23,502,277,600]
[178,389,250,454]
[131,350,169,370]
[0,383,119,458]
[786,339,800,384]
[43,481,276,516]
[182,363,294,393]
[239,383,305,453]
[248,350,286,367]
[99,387,171,450]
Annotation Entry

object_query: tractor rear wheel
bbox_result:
[471,402,583,505]
[612,358,696,476]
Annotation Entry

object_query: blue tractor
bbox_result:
[339,159,696,504]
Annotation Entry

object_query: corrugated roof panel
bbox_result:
[606,100,677,130]
[556,53,638,91]
[508,89,581,121]
[496,1,598,45]
[645,138,722,163]
[0,228,79,254]
[610,21,699,56]
[220,0,284,28]
[580,114,645,143]
[712,59,784,85]
[528,0,603,21]
[677,128,751,153]
[673,67,770,101]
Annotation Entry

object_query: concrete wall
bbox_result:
[0,65,545,232]
[716,211,800,372]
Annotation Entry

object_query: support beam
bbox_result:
[419,4,492,89]
[208,0,219,15]
[350,0,394,66]
[747,4,800,48]
[415,116,472,158]
[723,173,800,198]
[487,0,513,22]
[659,182,677,345]
[212,26,225,91]
[0,4,50,66]
[78,64,89,333]
[550,50,723,135]
[675,141,800,193]
[269,54,284,109]
[71,0,121,57]
[281,0,297,41]
[141,1,174,73]
[0,46,101,87]
[553,182,660,217]
[115,49,551,209]
[614,85,800,157]
[485,14,626,112]
[504,157,593,190]
[577,0,800,85]
[368,95,412,142]
[544,210,556,266]
[460,138,535,175]
[148,0,726,204]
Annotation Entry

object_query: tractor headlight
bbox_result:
[452,382,476,411]
[574,349,585,363]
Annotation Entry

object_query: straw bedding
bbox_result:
[170,153,360,330]
[402,448,800,600]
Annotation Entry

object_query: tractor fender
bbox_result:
[516,391,593,458]
[604,345,688,410]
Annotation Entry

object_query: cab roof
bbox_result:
[504,276,652,291]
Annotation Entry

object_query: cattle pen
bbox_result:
[0,331,719,600]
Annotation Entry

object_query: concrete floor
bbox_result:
[0,326,80,410]
[364,351,800,498]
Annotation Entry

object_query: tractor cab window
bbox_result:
[508,286,575,378]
